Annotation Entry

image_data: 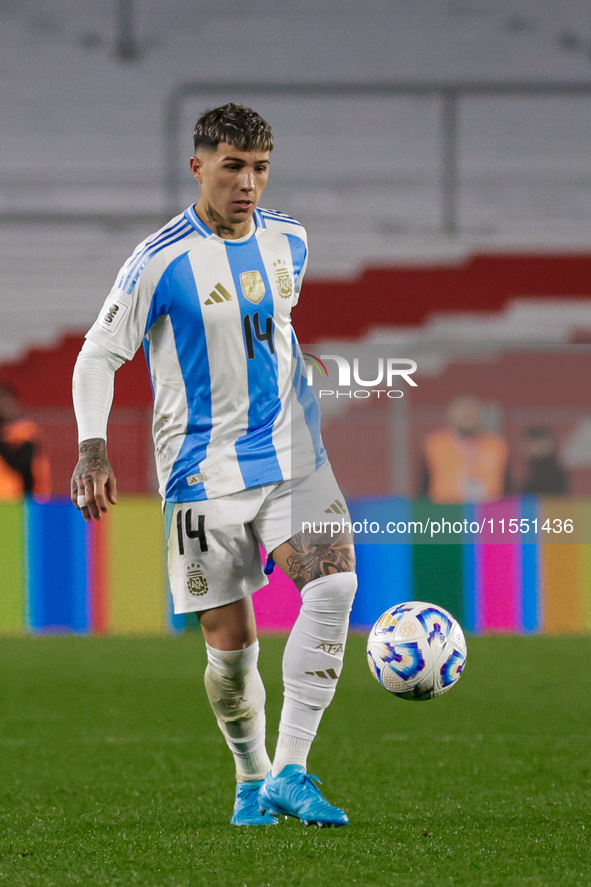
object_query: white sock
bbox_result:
[272,572,358,776]
[204,640,271,782]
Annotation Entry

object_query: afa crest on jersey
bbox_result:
[273,260,293,299]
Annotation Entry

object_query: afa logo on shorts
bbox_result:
[186,563,208,596]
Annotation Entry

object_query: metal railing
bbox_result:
[163,80,591,233]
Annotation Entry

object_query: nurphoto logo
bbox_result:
[303,351,417,400]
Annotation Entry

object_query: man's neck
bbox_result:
[194,203,253,240]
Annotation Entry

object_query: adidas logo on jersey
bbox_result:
[324,499,347,516]
[205,283,233,305]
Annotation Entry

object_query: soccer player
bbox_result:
[70,103,357,827]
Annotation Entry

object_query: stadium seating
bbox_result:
[1,0,591,361]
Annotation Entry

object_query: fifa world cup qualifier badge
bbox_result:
[98,297,128,333]
[186,563,208,596]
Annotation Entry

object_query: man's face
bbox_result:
[190,141,271,237]
[448,396,484,437]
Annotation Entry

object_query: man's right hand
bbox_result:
[70,438,118,522]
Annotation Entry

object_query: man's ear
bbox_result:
[189,155,203,184]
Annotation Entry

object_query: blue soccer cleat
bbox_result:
[258,765,349,827]
[230,780,278,826]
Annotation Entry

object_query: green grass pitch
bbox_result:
[0,632,590,887]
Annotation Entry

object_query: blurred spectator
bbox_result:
[419,395,511,503]
[0,384,51,501]
[521,425,569,495]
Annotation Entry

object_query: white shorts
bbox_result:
[164,461,349,614]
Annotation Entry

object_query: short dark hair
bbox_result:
[193,103,274,154]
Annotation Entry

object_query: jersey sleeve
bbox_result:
[292,230,308,307]
[85,212,194,359]
[84,270,156,362]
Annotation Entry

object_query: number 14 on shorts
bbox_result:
[177,508,208,555]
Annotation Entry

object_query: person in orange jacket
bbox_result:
[419,394,511,504]
[0,384,51,501]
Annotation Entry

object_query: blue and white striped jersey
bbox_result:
[85,205,326,502]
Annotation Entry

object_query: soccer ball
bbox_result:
[367,601,467,700]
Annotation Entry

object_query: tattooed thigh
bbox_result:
[271,529,356,591]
